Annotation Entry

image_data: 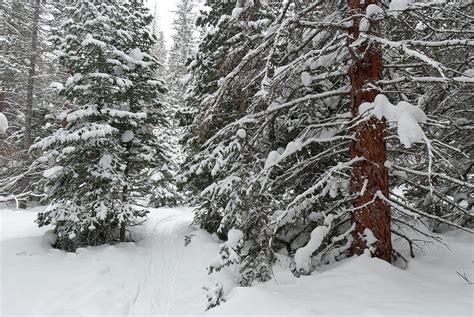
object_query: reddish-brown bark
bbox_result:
[348,0,392,262]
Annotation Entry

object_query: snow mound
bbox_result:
[0,207,235,316]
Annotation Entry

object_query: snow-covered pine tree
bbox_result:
[115,0,178,230]
[120,0,180,210]
[33,0,169,251]
[0,0,66,207]
[179,0,235,141]
[186,0,473,286]
[167,0,196,115]
[182,0,278,283]
[153,31,167,78]
[151,2,168,78]
[153,0,198,201]
[378,0,474,235]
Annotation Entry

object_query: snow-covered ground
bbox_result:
[1,206,472,316]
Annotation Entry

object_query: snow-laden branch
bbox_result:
[392,164,473,188]
[377,191,474,234]
[364,35,446,78]
[274,157,364,229]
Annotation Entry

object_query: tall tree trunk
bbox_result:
[120,91,135,242]
[24,0,40,151]
[19,0,41,209]
[348,0,392,262]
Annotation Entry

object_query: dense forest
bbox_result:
[1,0,472,315]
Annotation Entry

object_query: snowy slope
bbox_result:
[1,206,472,316]
[0,207,234,316]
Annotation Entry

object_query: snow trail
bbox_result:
[1,207,221,316]
[127,210,193,315]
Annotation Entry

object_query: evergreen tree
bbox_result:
[147,0,199,207]
[150,2,168,78]
[167,0,196,116]
[0,0,66,207]
[185,0,473,287]
[33,0,169,251]
[182,0,278,284]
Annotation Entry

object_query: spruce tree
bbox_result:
[147,0,198,208]
[150,2,168,78]
[0,0,66,207]
[167,0,196,114]
[33,0,169,251]
[186,0,473,286]
[183,0,278,284]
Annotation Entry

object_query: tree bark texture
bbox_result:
[348,0,392,262]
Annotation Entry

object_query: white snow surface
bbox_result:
[1,206,472,316]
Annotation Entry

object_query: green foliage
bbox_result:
[33,0,171,251]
